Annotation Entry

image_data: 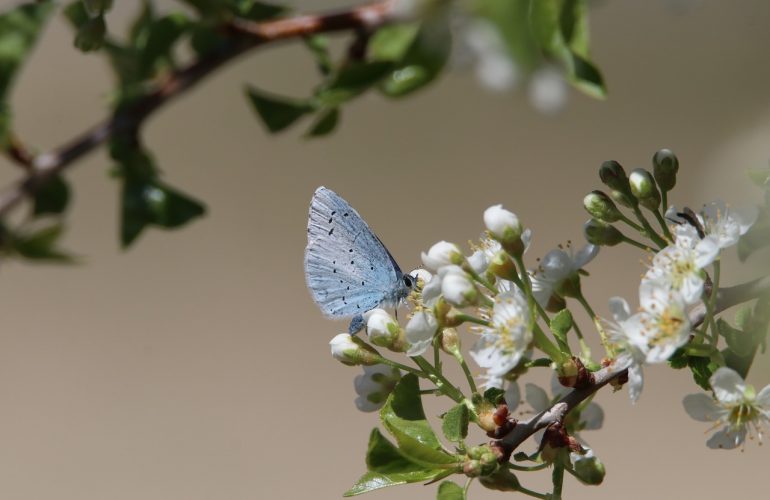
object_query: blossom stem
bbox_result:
[661,190,668,212]
[412,356,466,404]
[516,485,549,500]
[652,208,674,241]
[534,323,568,363]
[454,314,490,327]
[618,213,644,232]
[453,350,479,395]
[620,233,654,251]
[572,321,592,359]
[551,464,565,500]
[464,477,474,495]
[467,268,497,295]
[576,291,612,357]
[708,260,721,349]
[632,206,668,248]
[377,357,427,378]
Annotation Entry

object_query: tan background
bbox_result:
[1,0,769,498]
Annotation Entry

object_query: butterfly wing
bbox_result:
[304,186,402,318]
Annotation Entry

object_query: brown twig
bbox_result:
[0,0,402,217]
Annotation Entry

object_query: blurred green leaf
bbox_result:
[565,50,606,99]
[718,318,754,357]
[380,9,451,98]
[0,0,54,146]
[441,404,469,443]
[305,108,339,138]
[64,2,107,52]
[245,86,313,133]
[668,348,688,369]
[688,356,718,391]
[138,13,191,75]
[483,387,505,405]
[550,308,573,350]
[370,24,420,61]
[8,221,75,262]
[344,469,451,497]
[316,61,394,106]
[179,0,286,20]
[33,176,71,216]
[437,481,465,500]
[304,35,333,76]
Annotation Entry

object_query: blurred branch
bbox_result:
[0,0,402,216]
[496,273,770,457]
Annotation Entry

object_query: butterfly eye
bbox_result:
[403,275,413,288]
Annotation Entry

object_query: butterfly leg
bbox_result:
[348,314,365,335]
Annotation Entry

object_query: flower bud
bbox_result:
[421,241,464,271]
[570,449,605,485]
[599,160,637,208]
[652,148,679,192]
[463,459,482,477]
[441,270,478,307]
[583,190,623,223]
[364,309,401,348]
[478,467,520,491]
[583,219,624,246]
[409,268,433,288]
[628,168,661,210]
[329,333,379,366]
[484,204,522,243]
[405,310,437,356]
[477,402,498,433]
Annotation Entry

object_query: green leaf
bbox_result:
[0,0,54,146]
[245,86,313,133]
[370,24,420,61]
[735,305,753,331]
[303,35,332,76]
[380,374,457,468]
[33,176,71,216]
[316,61,394,106]
[718,318,754,357]
[688,356,718,391]
[437,481,465,500]
[63,2,107,52]
[441,404,469,443]
[344,469,449,497]
[483,387,505,405]
[550,309,573,349]
[305,108,339,138]
[138,13,190,76]
[565,50,606,99]
[668,348,688,370]
[366,428,424,474]
[380,9,452,97]
[9,221,75,262]
[475,0,539,71]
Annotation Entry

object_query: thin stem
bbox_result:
[575,291,612,356]
[551,463,565,500]
[507,462,550,471]
[453,351,479,395]
[652,208,674,241]
[632,205,667,248]
[516,484,549,500]
[412,356,466,404]
[464,477,474,495]
[621,233,654,251]
[618,213,644,232]
[572,320,592,359]
[661,190,669,212]
[377,357,427,378]
[454,314,490,327]
[708,261,721,349]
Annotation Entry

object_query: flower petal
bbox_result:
[581,402,604,430]
[682,393,721,422]
[505,381,521,412]
[756,384,770,410]
[608,297,631,322]
[710,367,747,406]
[525,383,550,412]
[573,244,599,269]
[628,363,644,403]
[706,427,746,450]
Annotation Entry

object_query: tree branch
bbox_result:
[496,273,770,457]
[0,0,403,217]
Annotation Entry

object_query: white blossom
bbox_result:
[462,20,519,92]
[484,204,522,241]
[699,200,758,249]
[364,309,399,346]
[468,249,489,275]
[354,364,401,412]
[605,297,646,403]
[631,283,691,363]
[642,224,719,305]
[421,241,463,271]
[440,266,477,306]
[330,333,362,366]
[405,310,437,356]
[531,243,599,308]
[528,66,568,114]
[469,288,532,378]
[683,367,770,449]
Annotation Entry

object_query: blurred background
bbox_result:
[1,0,769,498]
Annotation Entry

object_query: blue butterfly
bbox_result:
[304,187,415,333]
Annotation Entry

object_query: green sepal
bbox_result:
[245,86,314,133]
[550,309,573,349]
[688,355,718,391]
[482,387,505,406]
[441,403,469,443]
[437,481,466,500]
[3,220,76,263]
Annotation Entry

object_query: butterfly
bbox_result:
[304,186,415,334]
